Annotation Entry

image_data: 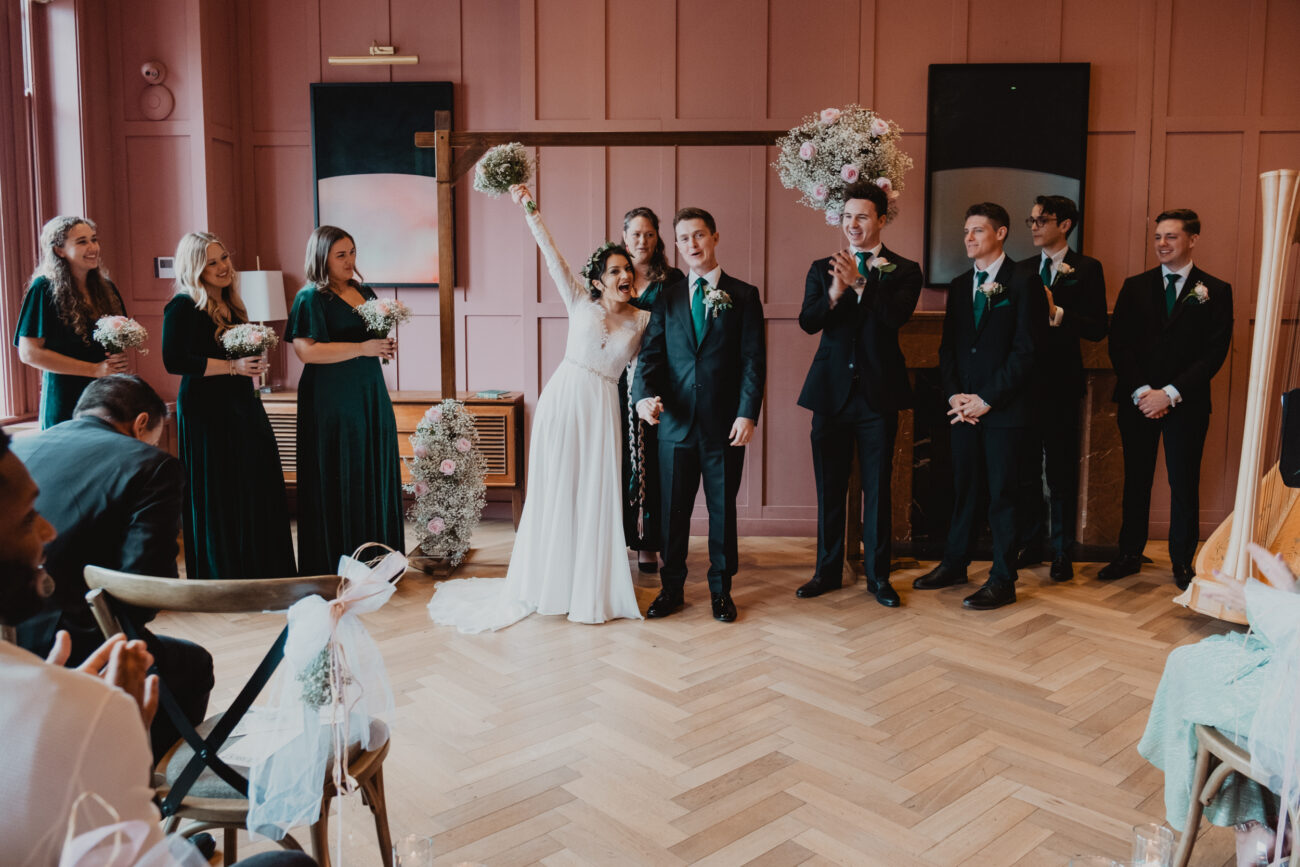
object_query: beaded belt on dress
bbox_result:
[563,356,617,384]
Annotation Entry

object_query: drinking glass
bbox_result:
[392,834,434,867]
[1131,822,1174,867]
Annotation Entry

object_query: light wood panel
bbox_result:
[171,521,1242,865]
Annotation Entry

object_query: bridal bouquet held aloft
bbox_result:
[354,298,411,364]
[406,399,487,567]
[220,323,279,358]
[773,105,914,225]
[92,315,149,355]
[473,143,536,213]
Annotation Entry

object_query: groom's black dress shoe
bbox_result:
[795,577,841,598]
[1172,562,1195,591]
[912,564,968,590]
[711,593,737,622]
[1097,554,1142,582]
[867,580,901,607]
[1049,557,1073,582]
[962,580,1016,610]
[646,591,684,618]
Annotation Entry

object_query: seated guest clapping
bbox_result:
[13,374,214,759]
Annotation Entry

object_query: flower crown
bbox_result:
[581,241,622,283]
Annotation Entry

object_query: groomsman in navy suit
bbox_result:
[913,202,1047,610]
[1014,195,1107,580]
[795,181,922,606]
[634,208,766,622]
[1100,209,1232,588]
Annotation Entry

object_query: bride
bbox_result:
[427,185,649,632]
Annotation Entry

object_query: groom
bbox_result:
[634,207,766,622]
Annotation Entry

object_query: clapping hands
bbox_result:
[47,631,159,728]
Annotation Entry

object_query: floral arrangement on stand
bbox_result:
[220,323,279,358]
[354,298,411,364]
[406,399,487,568]
[92,315,149,355]
[772,105,914,225]
[473,143,536,213]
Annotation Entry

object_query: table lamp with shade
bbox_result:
[239,261,288,393]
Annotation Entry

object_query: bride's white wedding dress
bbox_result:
[427,212,649,633]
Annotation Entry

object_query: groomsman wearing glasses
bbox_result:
[795,181,923,607]
[1100,209,1232,588]
[913,202,1047,610]
[1014,196,1108,580]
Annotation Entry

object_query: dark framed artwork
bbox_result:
[310,81,453,287]
[923,63,1090,286]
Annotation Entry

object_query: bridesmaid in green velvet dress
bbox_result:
[13,216,129,428]
[287,225,405,575]
[619,207,684,573]
[162,232,296,580]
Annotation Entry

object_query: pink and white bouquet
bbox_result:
[405,399,486,566]
[354,298,412,364]
[92,315,149,355]
[773,104,913,224]
[220,323,279,358]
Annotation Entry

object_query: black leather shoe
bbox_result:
[190,833,217,860]
[1172,562,1195,591]
[1049,557,1073,582]
[796,577,841,598]
[638,559,659,574]
[646,590,684,618]
[1097,555,1142,581]
[868,580,901,607]
[962,581,1016,610]
[1013,547,1042,570]
[711,593,737,622]
[912,564,968,590]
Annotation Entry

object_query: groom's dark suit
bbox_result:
[797,246,922,585]
[1107,264,1232,566]
[938,256,1047,584]
[634,272,766,596]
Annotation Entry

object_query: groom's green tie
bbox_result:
[1039,257,1052,287]
[855,252,868,302]
[1164,272,1179,317]
[973,270,989,328]
[691,277,707,344]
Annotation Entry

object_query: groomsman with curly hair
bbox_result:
[1100,209,1233,589]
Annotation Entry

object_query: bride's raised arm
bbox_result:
[512,184,585,311]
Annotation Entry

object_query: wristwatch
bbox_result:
[853,275,867,289]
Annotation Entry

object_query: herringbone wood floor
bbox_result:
[156,521,1244,866]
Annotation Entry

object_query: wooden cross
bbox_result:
[414,110,783,397]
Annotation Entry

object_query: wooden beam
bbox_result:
[435,110,456,398]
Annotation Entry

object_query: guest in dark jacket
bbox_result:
[14,374,214,759]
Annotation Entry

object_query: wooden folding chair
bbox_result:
[84,566,393,867]
[1175,724,1300,867]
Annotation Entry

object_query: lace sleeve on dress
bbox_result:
[525,212,585,310]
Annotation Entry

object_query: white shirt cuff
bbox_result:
[1049,305,1065,327]
[1132,385,1151,405]
[1163,385,1182,406]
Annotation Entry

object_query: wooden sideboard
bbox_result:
[260,390,526,525]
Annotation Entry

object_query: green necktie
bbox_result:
[1164,273,1179,317]
[973,270,989,328]
[855,252,868,303]
[1040,257,1052,287]
[691,277,707,343]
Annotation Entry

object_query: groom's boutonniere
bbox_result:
[1184,281,1210,305]
[1052,261,1076,286]
[869,255,897,274]
[978,281,1005,299]
[703,286,733,318]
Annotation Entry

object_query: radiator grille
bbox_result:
[268,414,297,479]
[474,415,508,476]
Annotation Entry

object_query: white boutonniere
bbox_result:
[1184,281,1210,305]
[869,256,897,274]
[703,286,733,318]
[978,281,1005,299]
[1052,261,1076,286]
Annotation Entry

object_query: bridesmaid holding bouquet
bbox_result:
[287,226,405,575]
[163,232,295,579]
[13,216,130,428]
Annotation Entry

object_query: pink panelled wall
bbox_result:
[25,0,1300,535]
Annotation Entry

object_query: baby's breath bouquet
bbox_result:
[354,298,411,364]
[473,143,536,212]
[773,105,913,224]
[92,315,149,355]
[406,400,487,566]
[221,323,279,358]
